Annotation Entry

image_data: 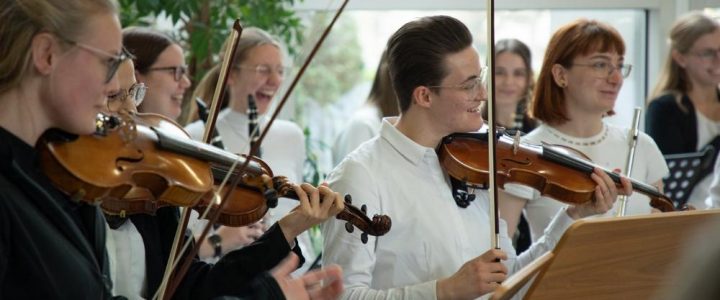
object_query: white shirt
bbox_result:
[106,221,147,299]
[707,155,720,208]
[504,123,669,242]
[322,118,574,299]
[689,112,720,208]
[185,108,314,271]
[332,104,382,167]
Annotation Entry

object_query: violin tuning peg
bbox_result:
[344,194,352,204]
[264,189,279,208]
[344,222,354,233]
[361,204,367,214]
[361,233,368,244]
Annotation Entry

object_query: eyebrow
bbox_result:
[587,54,624,61]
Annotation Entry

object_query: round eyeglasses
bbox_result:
[107,82,147,112]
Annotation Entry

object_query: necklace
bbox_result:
[547,124,608,147]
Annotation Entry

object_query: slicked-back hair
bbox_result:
[386,15,473,113]
[532,19,625,125]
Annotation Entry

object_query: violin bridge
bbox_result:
[513,130,521,155]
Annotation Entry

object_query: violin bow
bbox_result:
[486,0,501,250]
[160,1,350,298]
[156,20,244,300]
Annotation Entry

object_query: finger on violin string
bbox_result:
[613,168,634,196]
[292,183,311,209]
[300,182,322,209]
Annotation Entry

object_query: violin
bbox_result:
[437,131,678,212]
[40,112,391,239]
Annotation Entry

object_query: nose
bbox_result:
[180,73,192,89]
[476,83,488,102]
[607,66,623,83]
[267,69,283,86]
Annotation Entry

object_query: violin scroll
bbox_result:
[270,177,392,244]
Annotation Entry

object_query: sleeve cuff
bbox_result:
[543,208,575,245]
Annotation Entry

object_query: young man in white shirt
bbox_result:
[321,15,632,299]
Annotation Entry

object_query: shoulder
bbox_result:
[183,120,205,140]
[270,120,304,138]
[647,94,685,115]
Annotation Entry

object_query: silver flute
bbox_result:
[616,107,642,217]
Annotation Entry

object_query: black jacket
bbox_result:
[646,93,701,154]
[0,127,112,299]
[125,208,301,299]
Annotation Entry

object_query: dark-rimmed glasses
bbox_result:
[107,83,147,112]
[146,65,189,82]
[235,64,289,77]
[571,62,632,79]
[427,66,488,99]
[56,35,128,84]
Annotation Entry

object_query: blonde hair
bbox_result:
[650,12,720,110]
[191,28,281,115]
[0,0,117,94]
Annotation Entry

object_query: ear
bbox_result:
[671,49,687,69]
[551,64,568,88]
[226,68,238,85]
[30,33,58,77]
[411,85,433,109]
[134,70,146,83]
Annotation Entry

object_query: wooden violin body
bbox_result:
[438,132,677,212]
[39,112,213,214]
[41,112,391,239]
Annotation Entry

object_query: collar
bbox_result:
[379,117,434,165]
[0,126,37,172]
[221,108,270,135]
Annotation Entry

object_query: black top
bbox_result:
[646,93,699,154]
[123,208,302,299]
[0,127,112,299]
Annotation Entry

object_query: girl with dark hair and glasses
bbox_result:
[501,19,668,248]
[0,0,122,298]
[122,26,191,120]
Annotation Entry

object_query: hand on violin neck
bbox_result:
[437,249,508,300]
[566,168,633,219]
[278,182,345,244]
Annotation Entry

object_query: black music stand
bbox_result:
[663,136,720,208]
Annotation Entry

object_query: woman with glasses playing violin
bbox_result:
[646,12,720,209]
[0,0,124,298]
[187,28,315,273]
[114,27,345,299]
[500,19,669,245]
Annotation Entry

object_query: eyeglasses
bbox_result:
[57,35,128,84]
[107,82,147,112]
[690,48,720,61]
[235,64,289,77]
[571,62,632,79]
[427,66,488,99]
[147,65,189,82]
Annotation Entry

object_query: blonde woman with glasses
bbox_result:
[0,0,122,298]
[647,12,720,209]
[186,27,313,274]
